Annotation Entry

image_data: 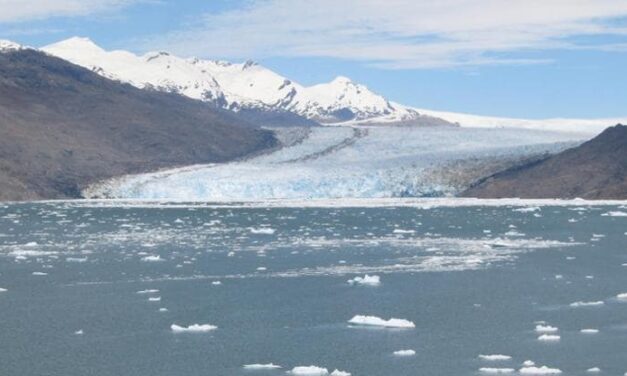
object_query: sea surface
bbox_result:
[1,199,627,376]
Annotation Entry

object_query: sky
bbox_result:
[1,0,627,119]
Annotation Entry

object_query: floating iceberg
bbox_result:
[347,274,381,286]
[479,368,515,374]
[535,324,558,333]
[570,301,604,307]
[289,366,329,375]
[537,334,560,342]
[170,323,217,333]
[393,349,416,356]
[141,255,163,262]
[519,366,562,374]
[249,227,276,235]
[348,315,415,328]
[580,328,599,334]
[243,363,282,370]
[479,355,512,361]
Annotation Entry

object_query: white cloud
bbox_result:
[146,0,627,69]
[0,0,139,23]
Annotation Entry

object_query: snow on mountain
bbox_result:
[0,40,26,52]
[191,58,301,110]
[41,37,436,126]
[36,37,627,130]
[43,37,227,105]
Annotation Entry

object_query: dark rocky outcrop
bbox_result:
[0,49,277,201]
[462,124,627,199]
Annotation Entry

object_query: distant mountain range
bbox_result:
[31,37,625,132]
[463,124,627,199]
[0,46,275,201]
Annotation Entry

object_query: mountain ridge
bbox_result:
[0,47,276,201]
[462,124,627,199]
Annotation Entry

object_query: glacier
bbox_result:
[85,126,588,200]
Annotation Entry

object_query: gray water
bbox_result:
[1,200,626,375]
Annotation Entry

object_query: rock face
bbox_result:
[462,124,627,199]
[0,49,277,201]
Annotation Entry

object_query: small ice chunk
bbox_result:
[586,367,601,373]
[243,363,282,370]
[141,255,163,262]
[212,281,222,285]
[0,287,7,292]
[347,275,381,286]
[479,368,515,374]
[74,329,83,335]
[601,211,627,217]
[227,251,235,257]
[393,229,414,234]
[616,292,627,300]
[393,349,416,356]
[523,361,536,367]
[330,370,350,376]
[537,334,560,342]
[256,267,267,271]
[289,366,329,375]
[148,296,161,302]
[535,324,558,333]
[249,227,275,235]
[348,315,415,328]
[570,301,604,307]
[170,323,217,333]
[580,328,599,334]
[159,308,168,312]
[519,366,562,374]
[479,355,512,361]
[32,272,48,276]
[137,289,159,294]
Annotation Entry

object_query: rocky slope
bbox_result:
[462,124,627,199]
[0,48,276,201]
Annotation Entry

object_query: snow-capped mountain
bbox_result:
[41,37,436,126]
[2,36,622,131]
[0,39,27,52]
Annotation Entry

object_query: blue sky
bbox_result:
[1,0,627,119]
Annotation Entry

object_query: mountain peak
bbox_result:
[46,36,103,53]
[0,39,24,52]
[331,75,353,85]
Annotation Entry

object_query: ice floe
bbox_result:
[616,292,627,300]
[170,323,217,333]
[141,255,163,262]
[601,211,627,217]
[535,325,558,333]
[479,355,512,361]
[393,349,416,356]
[537,334,560,342]
[348,315,415,328]
[137,289,159,294]
[243,363,282,370]
[519,366,562,374]
[570,301,604,307]
[249,227,276,235]
[347,274,381,286]
[289,366,329,375]
[479,368,515,374]
[580,329,599,334]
